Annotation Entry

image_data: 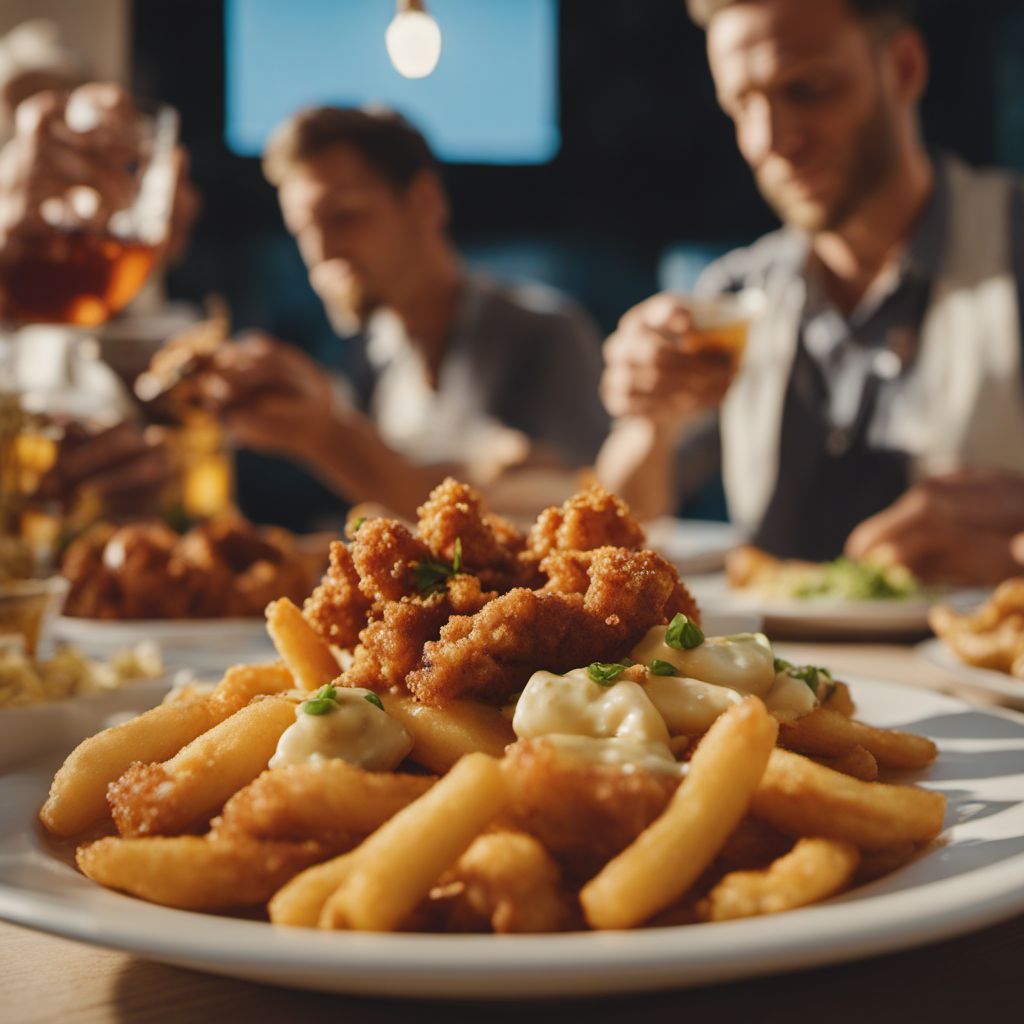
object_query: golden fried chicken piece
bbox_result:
[415,478,527,591]
[351,518,432,604]
[303,541,372,649]
[430,830,576,933]
[343,575,496,693]
[407,547,678,705]
[60,522,118,618]
[211,760,434,849]
[502,739,679,882]
[527,484,646,558]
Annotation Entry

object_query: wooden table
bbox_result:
[3,643,1021,1024]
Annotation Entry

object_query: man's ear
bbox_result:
[406,168,449,232]
[886,25,929,106]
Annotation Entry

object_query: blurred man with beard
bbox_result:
[598,0,1024,584]
[199,107,608,519]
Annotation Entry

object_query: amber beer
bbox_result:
[685,290,765,373]
[1,231,158,327]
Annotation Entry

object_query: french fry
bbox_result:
[814,745,878,782]
[580,697,778,930]
[701,837,860,921]
[380,693,514,771]
[212,760,435,844]
[40,696,222,837]
[40,660,297,838]
[319,752,507,931]
[265,597,340,691]
[77,835,322,909]
[751,748,946,850]
[108,696,297,837]
[269,850,362,927]
[780,707,937,770]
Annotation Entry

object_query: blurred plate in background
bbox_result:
[644,518,741,574]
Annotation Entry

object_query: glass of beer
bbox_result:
[1,97,179,328]
[683,288,765,375]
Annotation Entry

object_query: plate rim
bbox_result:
[916,637,1024,706]
[2,677,1024,998]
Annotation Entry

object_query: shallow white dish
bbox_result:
[689,573,985,638]
[2,679,1024,998]
[644,519,741,574]
[917,638,1024,709]
[54,616,275,672]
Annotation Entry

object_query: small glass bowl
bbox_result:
[0,576,70,657]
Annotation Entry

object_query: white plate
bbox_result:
[0,676,173,772]
[644,519,741,574]
[2,679,1024,998]
[688,573,986,638]
[917,638,1024,708]
[54,616,275,672]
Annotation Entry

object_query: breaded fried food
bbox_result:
[501,739,679,882]
[407,547,680,705]
[416,477,524,574]
[431,831,575,933]
[211,760,435,848]
[303,541,372,649]
[351,518,431,604]
[344,576,495,693]
[528,484,645,557]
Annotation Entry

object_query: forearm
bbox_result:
[299,405,458,520]
[594,417,680,521]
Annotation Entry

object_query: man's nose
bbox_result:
[742,97,803,164]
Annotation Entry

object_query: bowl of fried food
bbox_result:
[53,513,324,669]
[921,578,1024,704]
[32,478,948,989]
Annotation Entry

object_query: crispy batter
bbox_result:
[416,478,522,568]
[351,518,431,604]
[407,547,680,705]
[528,484,645,558]
[303,541,372,649]
[343,576,496,693]
[501,739,679,882]
[430,830,576,933]
[211,761,435,848]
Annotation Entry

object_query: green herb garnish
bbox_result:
[777,663,831,695]
[587,662,629,686]
[649,659,678,676]
[412,537,464,595]
[665,613,704,651]
[363,692,384,711]
[303,684,338,716]
[773,657,793,674]
[350,516,367,534]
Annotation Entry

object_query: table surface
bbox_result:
[2,640,1021,1024]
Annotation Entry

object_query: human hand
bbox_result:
[35,420,175,518]
[844,470,1024,586]
[196,332,339,461]
[600,292,736,426]
[0,83,140,254]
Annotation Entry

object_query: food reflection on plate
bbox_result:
[60,513,322,621]
[39,479,945,937]
[928,578,1024,681]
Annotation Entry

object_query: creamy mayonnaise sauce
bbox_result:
[630,627,776,694]
[512,669,681,775]
[269,687,412,770]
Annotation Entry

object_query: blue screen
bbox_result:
[224,0,560,165]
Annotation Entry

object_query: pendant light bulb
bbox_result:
[386,0,442,79]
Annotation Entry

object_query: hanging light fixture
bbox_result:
[385,0,442,79]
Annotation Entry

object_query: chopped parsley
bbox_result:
[363,692,385,711]
[587,661,629,686]
[303,684,338,716]
[665,613,704,651]
[412,537,464,595]
[649,659,678,676]
[776,661,833,696]
[350,516,367,534]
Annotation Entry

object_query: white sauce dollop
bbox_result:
[269,687,412,771]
